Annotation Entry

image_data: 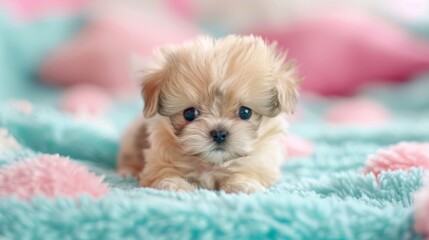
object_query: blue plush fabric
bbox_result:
[1,10,429,240]
[1,74,429,239]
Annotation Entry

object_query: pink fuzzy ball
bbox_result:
[326,98,390,126]
[0,155,108,200]
[363,142,429,177]
[414,177,429,237]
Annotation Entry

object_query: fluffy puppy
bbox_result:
[117,35,300,193]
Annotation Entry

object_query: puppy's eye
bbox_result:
[183,107,199,121]
[238,106,252,120]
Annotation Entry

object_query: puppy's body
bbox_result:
[119,113,287,192]
[118,35,299,193]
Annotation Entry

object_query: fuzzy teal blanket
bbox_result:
[1,13,429,240]
[1,74,429,239]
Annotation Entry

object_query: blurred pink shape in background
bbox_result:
[325,98,390,126]
[258,12,429,96]
[59,84,111,116]
[0,0,92,19]
[284,134,314,158]
[39,9,198,97]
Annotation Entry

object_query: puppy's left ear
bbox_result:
[273,58,301,115]
[141,70,165,118]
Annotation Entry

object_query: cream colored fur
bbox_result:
[117,35,300,193]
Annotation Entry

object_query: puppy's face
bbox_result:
[141,35,299,165]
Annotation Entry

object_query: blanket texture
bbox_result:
[1,72,429,239]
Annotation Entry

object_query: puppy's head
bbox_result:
[141,35,300,165]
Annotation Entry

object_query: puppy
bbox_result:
[117,35,300,193]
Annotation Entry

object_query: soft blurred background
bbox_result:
[1,0,429,124]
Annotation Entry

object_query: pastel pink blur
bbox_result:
[326,98,390,126]
[258,13,429,96]
[284,134,314,158]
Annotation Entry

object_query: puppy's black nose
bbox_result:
[210,129,228,144]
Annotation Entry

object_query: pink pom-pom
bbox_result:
[414,177,429,237]
[284,134,314,158]
[363,142,429,177]
[326,98,390,126]
[59,85,111,116]
[0,155,108,200]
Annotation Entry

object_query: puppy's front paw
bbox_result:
[151,177,196,192]
[221,177,266,194]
